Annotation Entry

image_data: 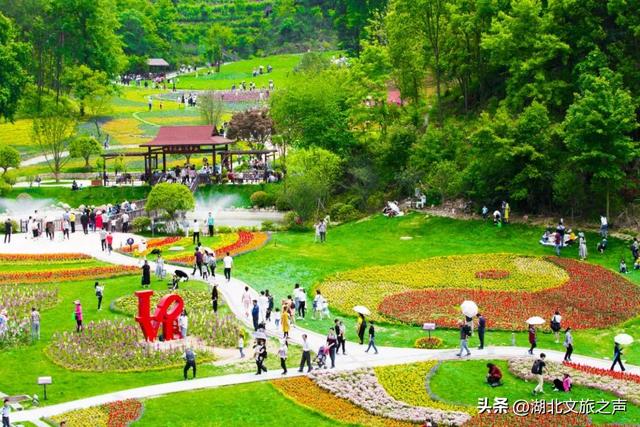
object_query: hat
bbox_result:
[74,300,81,305]
[578,232,585,238]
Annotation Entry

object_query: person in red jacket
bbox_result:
[486,363,502,386]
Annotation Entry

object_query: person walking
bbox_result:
[477,313,486,349]
[319,219,327,242]
[611,341,626,371]
[281,304,290,339]
[30,307,40,341]
[223,252,233,281]
[237,332,245,358]
[456,319,471,357]
[258,291,268,324]
[578,232,588,260]
[141,260,151,288]
[550,311,562,343]
[356,313,367,345]
[99,229,107,251]
[80,211,89,234]
[334,319,345,355]
[600,215,608,238]
[121,212,130,233]
[69,211,76,233]
[242,287,252,318]
[183,348,196,380]
[94,282,104,310]
[2,398,10,427]
[207,212,215,236]
[266,290,274,322]
[254,339,268,375]
[211,284,218,313]
[179,310,189,338]
[251,300,260,331]
[191,219,200,245]
[206,250,216,278]
[563,328,573,362]
[155,255,165,279]
[278,339,288,375]
[365,321,378,354]
[3,218,12,243]
[327,328,338,368]
[106,232,113,254]
[62,218,70,239]
[298,334,312,372]
[74,300,83,333]
[554,231,562,256]
[532,353,547,395]
[528,324,537,355]
[192,247,204,277]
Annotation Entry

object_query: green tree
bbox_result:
[203,24,235,72]
[427,160,462,203]
[563,67,638,218]
[63,65,113,120]
[0,12,30,121]
[0,146,19,174]
[198,92,225,127]
[146,183,195,224]
[69,135,102,168]
[32,103,77,181]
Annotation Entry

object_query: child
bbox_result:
[273,308,281,328]
[620,259,628,274]
[237,332,245,358]
[322,299,330,319]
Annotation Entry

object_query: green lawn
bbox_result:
[133,382,342,426]
[235,213,640,363]
[430,359,640,425]
[174,53,329,91]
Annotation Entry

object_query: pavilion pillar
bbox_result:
[212,145,216,176]
[162,152,166,172]
[102,157,107,186]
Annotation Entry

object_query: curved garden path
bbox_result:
[2,231,639,423]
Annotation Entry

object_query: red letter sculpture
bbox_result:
[135,290,185,342]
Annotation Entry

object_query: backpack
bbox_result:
[463,324,472,337]
[531,359,542,374]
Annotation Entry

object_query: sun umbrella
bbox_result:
[202,247,214,254]
[353,305,371,316]
[253,331,268,340]
[526,316,546,325]
[615,334,634,345]
[460,300,478,318]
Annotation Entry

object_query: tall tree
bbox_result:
[563,67,638,218]
[69,135,101,168]
[203,23,235,72]
[198,92,225,127]
[0,12,30,121]
[32,102,78,181]
[226,109,275,150]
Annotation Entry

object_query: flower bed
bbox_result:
[508,358,640,405]
[563,361,640,385]
[310,369,471,425]
[379,257,640,330]
[50,399,143,427]
[167,231,269,265]
[475,269,510,279]
[414,337,443,349]
[321,254,568,322]
[272,377,415,427]
[0,285,58,318]
[120,236,183,254]
[112,289,213,316]
[0,265,139,285]
[464,412,590,426]
[0,253,92,262]
[46,320,213,372]
[375,362,474,414]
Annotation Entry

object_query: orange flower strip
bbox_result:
[465,412,590,427]
[0,266,139,285]
[272,377,415,427]
[169,231,270,265]
[120,236,182,253]
[0,253,92,262]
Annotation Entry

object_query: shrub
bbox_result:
[261,220,276,231]
[414,337,443,349]
[275,193,291,211]
[250,191,274,208]
[131,216,151,233]
[330,202,359,222]
[284,211,309,231]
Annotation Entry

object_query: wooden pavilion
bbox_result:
[100,125,277,185]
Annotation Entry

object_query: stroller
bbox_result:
[314,345,329,369]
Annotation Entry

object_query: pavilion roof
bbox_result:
[147,58,170,67]
[140,126,235,147]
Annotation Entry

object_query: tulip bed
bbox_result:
[321,254,569,322]
[374,362,474,414]
[272,377,415,427]
[167,231,270,265]
[310,368,472,425]
[46,320,214,372]
[464,412,590,426]
[0,253,92,263]
[0,265,139,285]
[120,236,183,254]
[379,257,640,330]
[414,337,444,349]
[509,358,640,405]
[563,361,640,385]
[50,399,143,427]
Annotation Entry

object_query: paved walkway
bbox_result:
[2,231,639,423]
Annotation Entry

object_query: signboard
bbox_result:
[135,290,184,342]
[37,376,52,385]
[422,323,436,331]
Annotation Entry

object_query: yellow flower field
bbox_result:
[102,118,152,146]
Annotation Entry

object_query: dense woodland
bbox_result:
[0,0,639,221]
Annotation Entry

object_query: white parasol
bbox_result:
[615,334,634,345]
[460,300,478,318]
[526,316,546,325]
[253,331,268,340]
[353,305,371,316]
